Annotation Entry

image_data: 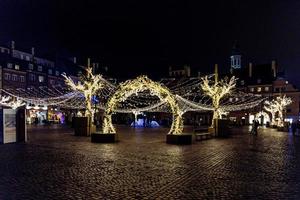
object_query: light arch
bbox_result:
[254,111,271,125]
[102,76,183,135]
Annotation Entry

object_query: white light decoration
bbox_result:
[0,71,265,118]
[200,74,237,127]
[62,67,104,121]
[275,95,292,127]
[264,100,277,126]
[0,96,25,110]
[103,75,183,135]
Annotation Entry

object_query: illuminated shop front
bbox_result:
[26,105,48,124]
[48,108,65,124]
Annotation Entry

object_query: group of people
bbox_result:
[250,119,260,135]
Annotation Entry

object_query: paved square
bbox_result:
[0,125,300,199]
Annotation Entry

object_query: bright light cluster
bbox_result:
[103,75,183,135]
[264,95,292,127]
[62,67,104,120]
[0,96,25,109]
[200,75,237,127]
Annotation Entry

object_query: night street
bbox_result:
[0,125,299,199]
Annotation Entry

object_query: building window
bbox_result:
[15,64,20,70]
[20,54,24,60]
[264,87,269,92]
[240,80,245,85]
[48,69,53,75]
[38,65,43,71]
[29,74,35,82]
[7,63,13,68]
[1,48,4,53]
[275,88,280,92]
[250,88,254,92]
[4,73,10,80]
[257,87,262,92]
[26,56,30,61]
[12,74,18,81]
[55,70,59,76]
[38,75,45,83]
[20,76,25,82]
[28,64,34,70]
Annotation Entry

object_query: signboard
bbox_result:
[3,109,17,143]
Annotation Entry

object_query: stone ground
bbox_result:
[0,125,300,199]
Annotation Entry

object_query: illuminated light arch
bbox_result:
[102,76,183,134]
[254,111,270,125]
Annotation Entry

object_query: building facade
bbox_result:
[0,41,84,124]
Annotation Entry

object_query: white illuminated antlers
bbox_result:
[0,96,25,109]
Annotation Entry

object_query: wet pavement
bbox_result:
[1,125,300,199]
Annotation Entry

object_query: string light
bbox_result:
[0,96,25,109]
[62,67,104,120]
[103,75,183,135]
[264,95,292,127]
[200,75,237,127]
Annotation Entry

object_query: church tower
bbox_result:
[230,41,241,72]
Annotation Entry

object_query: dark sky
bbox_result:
[0,0,300,84]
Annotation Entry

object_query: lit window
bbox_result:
[7,63,13,68]
[20,76,25,82]
[4,73,10,80]
[28,64,34,70]
[12,74,18,81]
[55,70,59,76]
[250,88,254,92]
[38,65,43,71]
[240,80,245,85]
[257,87,262,92]
[48,69,52,75]
[20,54,24,59]
[38,75,44,82]
[26,56,30,61]
[265,87,269,91]
[15,64,20,70]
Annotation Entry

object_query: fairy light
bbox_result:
[200,74,237,127]
[62,67,104,120]
[264,100,277,126]
[0,96,25,109]
[103,75,183,135]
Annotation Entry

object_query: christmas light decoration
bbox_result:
[264,100,277,126]
[0,96,25,109]
[200,74,237,127]
[62,67,104,120]
[103,76,183,134]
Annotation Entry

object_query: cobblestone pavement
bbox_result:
[1,125,300,199]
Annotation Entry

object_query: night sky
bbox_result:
[0,0,300,84]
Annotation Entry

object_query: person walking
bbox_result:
[250,120,256,135]
[254,120,259,135]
